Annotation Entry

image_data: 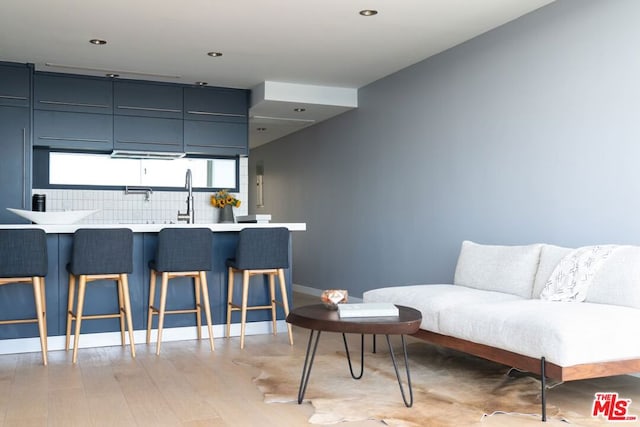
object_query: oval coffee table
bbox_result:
[286,304,422,407]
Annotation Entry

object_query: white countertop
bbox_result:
[0,222,306,233]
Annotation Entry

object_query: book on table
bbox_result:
[338,303,399,318]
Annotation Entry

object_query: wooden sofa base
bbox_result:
[412,329,640,382]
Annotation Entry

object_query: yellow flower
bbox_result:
[211,189,240,209]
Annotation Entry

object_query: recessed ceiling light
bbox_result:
[294,108,306,112]
[89,39,107,45]
[207,52,223,57]
[359,9,378,16]
[196,81,208,86]
[105,73,119,78]
[257,127,267,132]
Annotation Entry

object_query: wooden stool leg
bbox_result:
[277,268,293,345]
[147,269,157,344]
[194,275,202,341]
[65,274,76,351]
[269,273,277,335]
[39,277,48,354]
[72,276,87,363]
[120,273,136,358]
[156,272,169,355]
[240,270,250,349]
[226,267,234,338]
[199,271,215,351]
[32,277,48,366]
[117,275,126,346]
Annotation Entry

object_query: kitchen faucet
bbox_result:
[177,169,194,224]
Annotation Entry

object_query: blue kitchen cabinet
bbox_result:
[34,73,113,114]
[0,106,31,223]
[0,63,30,108]
[33,110,113,150]
[113,115,183,152]
[183,86,248,123]
[184,120,248,156]
[114,81,183,119]
[183,86,249,156]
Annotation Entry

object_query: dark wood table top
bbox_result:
[286,304,422,335]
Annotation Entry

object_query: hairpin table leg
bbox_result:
[386,334,413,407]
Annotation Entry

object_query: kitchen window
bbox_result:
[33,149,239,191]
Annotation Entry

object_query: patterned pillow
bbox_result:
[540,245,618,302]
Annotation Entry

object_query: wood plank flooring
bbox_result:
[0,292,638,426]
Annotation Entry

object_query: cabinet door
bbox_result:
[0,63,30,108]
[34,110,113,151]
[114,81,183,119]
[184,120,248,156]
[183,87,248,123]
[114,115,183,152]
[0,106,30,223]
[34,73,113,114]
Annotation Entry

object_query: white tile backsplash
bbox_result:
[33,157,248,224]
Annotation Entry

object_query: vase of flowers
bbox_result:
[211,190,241,223]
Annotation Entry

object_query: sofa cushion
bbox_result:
[453,241,542,298]
[438,299,640,366]
[363,284,522,333]
[531,244,572,298]
[587,245,640,309]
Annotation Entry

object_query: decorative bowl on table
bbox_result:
[320,289,348,310]
[6,208,100,224]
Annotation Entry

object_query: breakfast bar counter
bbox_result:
[0,222,306,355]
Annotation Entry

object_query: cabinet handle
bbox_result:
[116,139,180,146]
[187,143,243,148]
[186,110,245,118]
[39,100,110,109]
[116,105,182,113]
[38,136,110,143]
[22,129,27,209]
[0,94,28,101]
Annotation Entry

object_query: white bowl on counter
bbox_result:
[6,208,100,224]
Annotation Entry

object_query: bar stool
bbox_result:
[226,227,293,349]
[147,228,214,355]
[0,229,48,365]
[66,228,136,363]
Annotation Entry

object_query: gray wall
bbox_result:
[249,0,640,297]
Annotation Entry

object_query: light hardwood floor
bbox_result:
[0,293,638,426]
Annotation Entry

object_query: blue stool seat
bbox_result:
[0,229,48,365]
[147,228,214,355]
[66,228,135,363]
[226,227,293,349]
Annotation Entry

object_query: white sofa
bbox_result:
[363,240,640,419]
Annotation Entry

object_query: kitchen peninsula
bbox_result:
[0,222,306,355]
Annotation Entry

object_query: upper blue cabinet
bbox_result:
[114,81,183,119]
[183,86,249,156]
[0,63,31,108]
[183,87,248,123]
[34,73,113,114]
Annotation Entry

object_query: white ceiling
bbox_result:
[0,0,555,148]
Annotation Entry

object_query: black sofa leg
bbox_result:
[541,356,547,422]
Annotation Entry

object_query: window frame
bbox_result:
[32,148,240,193]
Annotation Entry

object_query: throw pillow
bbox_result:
[540,245,618,302]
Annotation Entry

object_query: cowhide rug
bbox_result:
[235,343,612,426]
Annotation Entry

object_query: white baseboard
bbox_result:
[0,320,289,356]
